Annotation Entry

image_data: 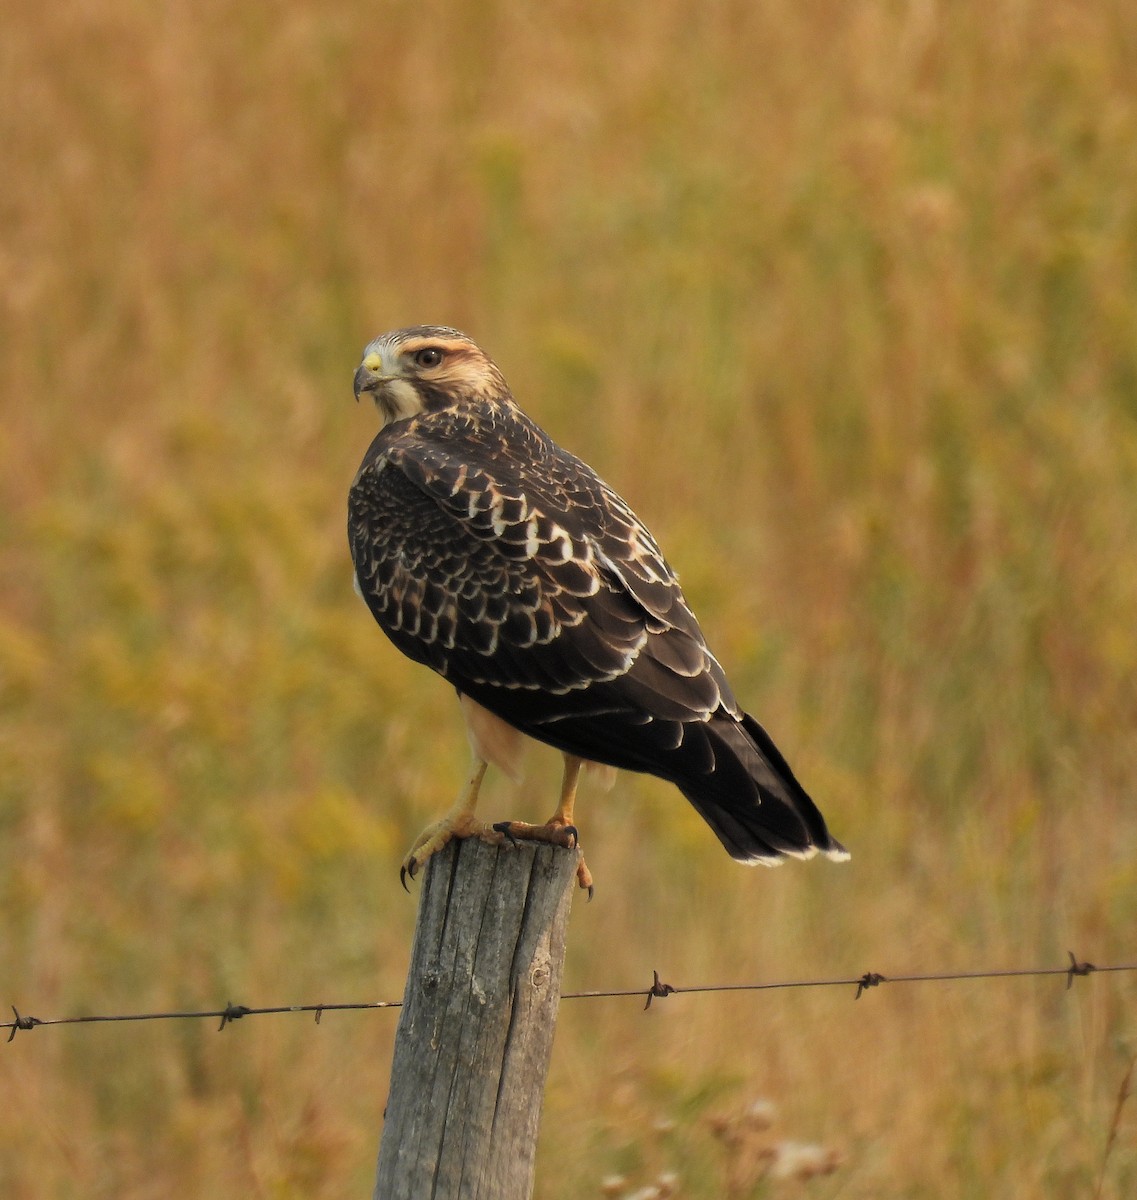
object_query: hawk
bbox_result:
[349,326,848,892]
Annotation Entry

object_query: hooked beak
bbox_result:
[353,351,388,402]
[353,364,377,402]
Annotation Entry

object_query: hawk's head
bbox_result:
[353,327,511,427]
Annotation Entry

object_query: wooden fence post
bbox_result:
[373,835,579,1200]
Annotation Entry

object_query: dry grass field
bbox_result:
[3,0,1136,1195]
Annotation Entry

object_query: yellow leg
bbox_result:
[553,754,582,828]
[494,754,594,896]
[400,757,502,889]
[563,752,593,893]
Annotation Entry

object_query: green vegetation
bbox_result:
[2,1,1136,1195]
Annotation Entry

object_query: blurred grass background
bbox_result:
[2,0,1136,1195]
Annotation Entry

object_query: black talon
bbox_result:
[492,820,520,847]
[400,860,418,892]
[562,825,579,849]
[586,883,595,902]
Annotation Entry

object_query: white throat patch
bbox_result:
[376,377,425,426]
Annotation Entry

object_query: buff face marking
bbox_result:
[353,329,509,427]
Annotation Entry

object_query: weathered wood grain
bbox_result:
[373,837,578,1200]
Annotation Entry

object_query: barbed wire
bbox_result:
[4,952,1134,1042]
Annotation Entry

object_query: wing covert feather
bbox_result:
[347,405,735,728]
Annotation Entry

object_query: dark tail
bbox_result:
[672,712,848,865]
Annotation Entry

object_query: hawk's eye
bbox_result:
[414,347,444,368]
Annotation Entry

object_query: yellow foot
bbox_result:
[400,811,503,890]
[491,820,595,899]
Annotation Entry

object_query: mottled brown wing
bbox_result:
[348,405,733,731]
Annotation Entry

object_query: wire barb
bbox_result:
[855,972,887,999]
[1066,951,1096,990]
[644,970,676,1010]
[217,1002,252,1032]
[6,1007,40,1043]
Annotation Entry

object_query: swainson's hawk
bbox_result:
[349,327,848,891]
